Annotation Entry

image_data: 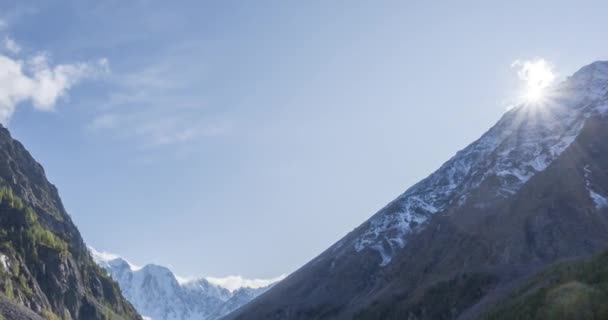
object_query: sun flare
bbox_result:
[514,59,556,103]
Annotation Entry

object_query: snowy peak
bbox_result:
[181,278,233,302]
[354,61,608,266]
[569,60,608,84]
[88,247,281,320]
[558,60,608,101]
[90,247,141,271]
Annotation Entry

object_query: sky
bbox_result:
[1,0,608,282]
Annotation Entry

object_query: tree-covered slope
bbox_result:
[0,125,141,320]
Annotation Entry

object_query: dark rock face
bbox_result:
[0,294,45,320]
[0,126,142,320]
[224,62,608,320]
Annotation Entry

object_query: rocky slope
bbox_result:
[225,61,608,319]
[91,249,271,320]
[0,126,142,320]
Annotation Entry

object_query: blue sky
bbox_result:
[1,0,607,280]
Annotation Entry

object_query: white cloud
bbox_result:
[0,28,109,124]
[511,58,557,102]
[3,36,20,54]
[511,58,556,89]
[0,53,108,124]
[205,274,287,292]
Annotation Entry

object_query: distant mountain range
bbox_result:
[90,248,283,320]
[225,61,608,319]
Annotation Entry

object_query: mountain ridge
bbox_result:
[225,60,608,319]
[0,125,142,319]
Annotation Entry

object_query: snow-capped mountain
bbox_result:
[226,60,608,319]
[89,248,281,320]
[355,61,608,266]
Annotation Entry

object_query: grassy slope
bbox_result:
[485,250,608,320]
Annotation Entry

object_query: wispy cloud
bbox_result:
[205,274,287,291]
[88,62,233,149]
[133,116,233,147]
[0,26,108,124]
[89,110,233,148]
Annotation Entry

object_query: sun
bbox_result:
[526,84,545,102]
[515,59,556,103]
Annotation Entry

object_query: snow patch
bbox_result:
[584,165,608,209]
[89,246,120,262]
[371,244,392,266]
[0,254,9,272]
[596,104,608,114]
[590,191,608,209]
[354,61,608,266]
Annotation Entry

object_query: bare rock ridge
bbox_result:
[224,60,608,320]
[0,126,142,320]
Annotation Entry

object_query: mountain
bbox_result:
[224,60,608,320]
[0,126,142,319]
[90,249,274,320]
